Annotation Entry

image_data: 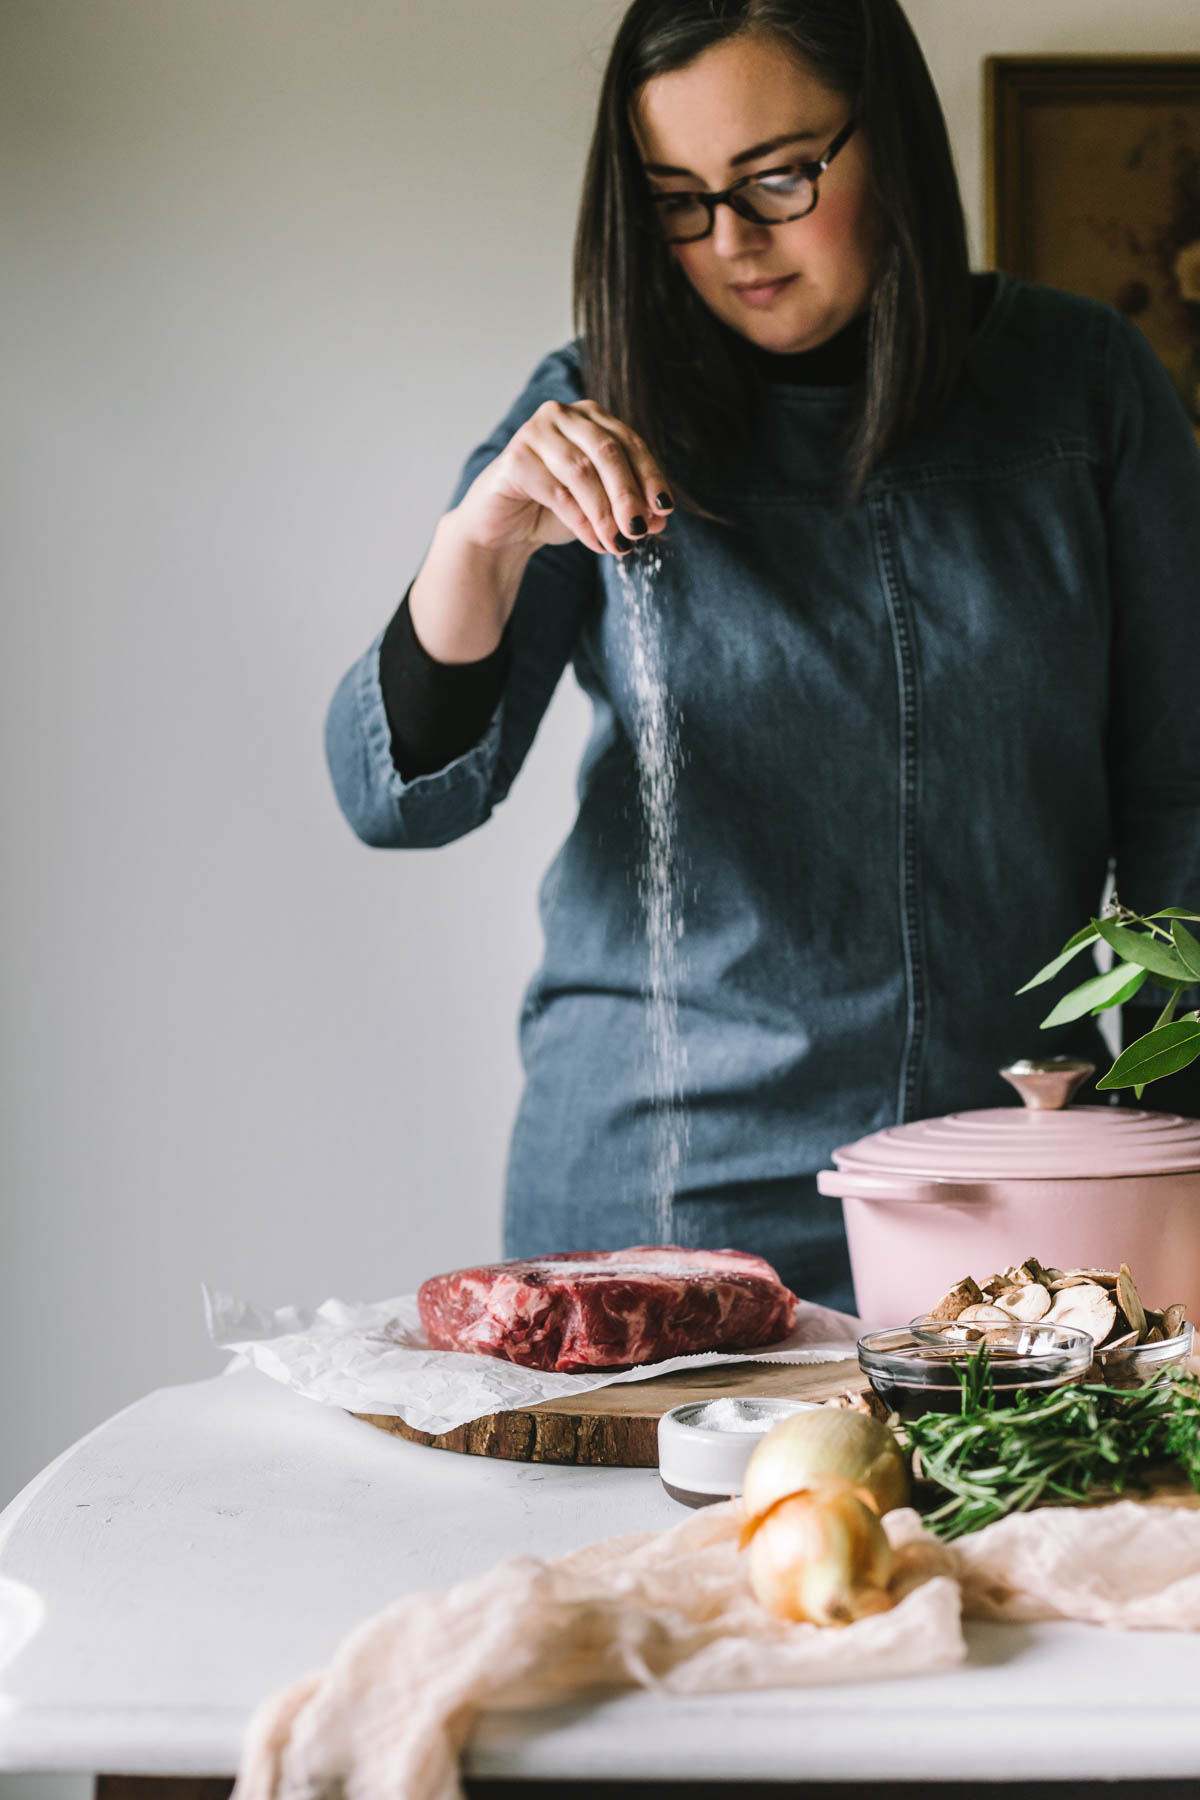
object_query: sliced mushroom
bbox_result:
[1047,1280,1108,1308]
[941,1323,987,1343]
[1164,1303,1189,1340]
[1045,1286,1116,1345]
[1116,1264,1147,1343]
[993,1283,1051,1322]
[1069,1267,1119,1290]
[1101,1329,1139,1351]
[927,1276,983,1322]
[957,1303,1016,1325]
[1145,1326,1165,1344]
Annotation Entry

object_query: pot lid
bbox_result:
[832,1059,1200,1181]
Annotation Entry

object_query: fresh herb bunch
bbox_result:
[905,1348,1200,1542]
[1017,897,1200,1099]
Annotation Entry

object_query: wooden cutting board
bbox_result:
[351,1362,1200,1508]
[351,1356,866,1466]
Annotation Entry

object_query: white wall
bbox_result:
[2,7,1198,1786]
[1,0,622,1530]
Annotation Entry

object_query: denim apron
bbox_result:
[326,274,1200,1311]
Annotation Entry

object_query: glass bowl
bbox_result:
[858,1321,1094,1421]
[1093,1323,1194,1389]
[907,1312,1195,1390]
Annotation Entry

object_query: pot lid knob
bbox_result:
[1000,1058,1096,1111]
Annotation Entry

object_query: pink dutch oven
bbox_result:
[816,1058,1200,1329]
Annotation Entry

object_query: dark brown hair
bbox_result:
[572,0,972,514]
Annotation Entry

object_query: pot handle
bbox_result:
[816,1169,984,1205]
[999,1058,1095,1111]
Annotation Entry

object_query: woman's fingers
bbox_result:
[505,437,610,557]
[550,406,672,540]
[527,426,641,555]
[494,399,674,558]
[564,401,676,525]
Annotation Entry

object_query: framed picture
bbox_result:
[986,56,1200,433]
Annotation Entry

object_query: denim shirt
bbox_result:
[325,274,1200,1310]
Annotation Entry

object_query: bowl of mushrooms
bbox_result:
[910,1256,1193,1388]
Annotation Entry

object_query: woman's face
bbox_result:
[631,32,881,355]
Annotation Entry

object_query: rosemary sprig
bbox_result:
[904,1349,1200,1541]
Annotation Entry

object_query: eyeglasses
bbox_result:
[648,118,857,244]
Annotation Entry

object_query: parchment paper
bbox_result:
[202,1286,862,1434]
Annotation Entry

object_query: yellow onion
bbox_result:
[742,1407,909,1523]
[740,1475,894,1626]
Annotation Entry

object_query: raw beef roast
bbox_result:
[416,1245,798,1372]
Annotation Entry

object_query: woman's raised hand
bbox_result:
[454,399,674,559]
[410,401,674,664]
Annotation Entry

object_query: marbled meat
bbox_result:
[416,1245,798,1371]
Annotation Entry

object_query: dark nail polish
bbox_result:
[655,491,674,511]
[614,532,632,553]
[630,515,647,537]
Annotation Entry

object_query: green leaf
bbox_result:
[1092,917,1196,984]
[1040,961,1147,1027]
[1172,920,1200,980]
[1062,922,1105,951]
[1095,1018,1200,1089]
[1134,1082,1146,1100]
[1149,908,1200,922]
[1091,963,1148,1013]
[1015,928,1100,995]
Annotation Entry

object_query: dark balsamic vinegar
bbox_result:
[867,1348,1077,1423]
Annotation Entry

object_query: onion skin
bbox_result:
[742,1408,909,1523]
[741,1476,895,1626]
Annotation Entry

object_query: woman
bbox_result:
[325,0,1200,1311]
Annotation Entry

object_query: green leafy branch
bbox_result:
[1016,898,1200,1100]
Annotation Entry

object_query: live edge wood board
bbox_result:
[351,1357,866,1466]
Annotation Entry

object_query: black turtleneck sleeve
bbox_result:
[378,583,511,781]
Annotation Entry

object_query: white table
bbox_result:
[4,1367,1200,1795]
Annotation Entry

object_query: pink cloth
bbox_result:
[231,1494,1200,1800]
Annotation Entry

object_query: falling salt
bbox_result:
[615,544,688,1246]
